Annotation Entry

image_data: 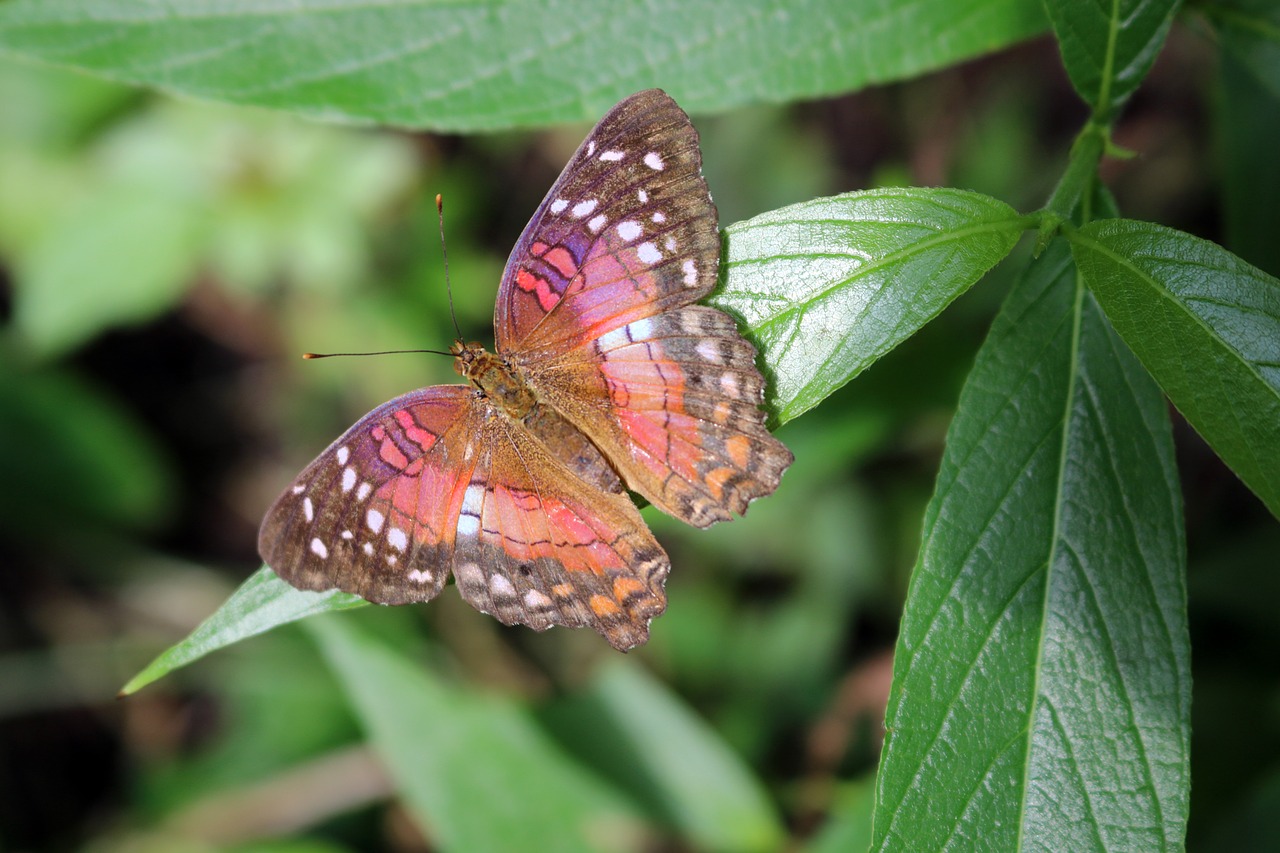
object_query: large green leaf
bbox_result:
[872,243,1189,850]
[1043,0,1180,120]
[121,566,366,696]
[715,188,1026,423]
[0,0,1047,131]
[1070,219,1280,517]
[307,616,644,853]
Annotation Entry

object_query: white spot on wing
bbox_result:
[682,258,698,287]
[629,317,655,340]
[664,236,677,251]
[341,529,354,540]
[356,482,372,501]
[291,484,305,495]
[408,568,433,584]
[310,538,328,559]
[637,189,648,202]
[303,497,314,522]
[587,140,596,156]
[598,326,627,351]
[524,589,553,609]
[697,340,722,362]
[490,575,516,597]
[341,466,357,493]
[652,211,666,223]
[457,562,484,588]
[367,508,385,533]
[588,213,607,233]
[636,242,662,264]
[362,542,374,556]
[388,527,408,552]
[599,149,625,161]
[457,514,479,536]
[571,199,598,218]
[644,152,665,170]
[336,446,349,466]
[462,484,483,515]
[550,198,568,214]
[721,373,740,395]
[616,221,642,241]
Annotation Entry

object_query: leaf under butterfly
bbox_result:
[120,566,365,696]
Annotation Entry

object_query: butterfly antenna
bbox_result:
[437,194,463,340]
[303,348,454,359]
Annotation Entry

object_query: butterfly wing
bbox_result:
[495,88,793,527]
[495,88,720,349]
[454,411,669,651]
[258,385,668,650]
[259,386,479,605]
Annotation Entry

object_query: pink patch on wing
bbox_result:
[515,268,560,312]
[393,409,438,453]
[544,246,578,279]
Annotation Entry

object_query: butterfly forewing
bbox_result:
[497,89,794,528]
[496,89,720,351]
[259,387,478,605]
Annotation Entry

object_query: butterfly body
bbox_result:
[260,90,793,650]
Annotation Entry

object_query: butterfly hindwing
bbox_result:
[453,413,669,651]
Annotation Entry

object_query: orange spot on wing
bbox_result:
[705,467,735,502]
[612,576,647,602]
[552,583,574,598]
[590,594,621,618]
[725,434,751,469]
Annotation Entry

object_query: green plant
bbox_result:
[2,0,1277,850]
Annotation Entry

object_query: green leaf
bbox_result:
[545,662,784,852]
[0,0,1047,131]
[1219,45,1280,276]
[806,777,875,853]
[306,616,644,853]
[120,566,366,696]
[0,367,173,538]
[1209,0,1280,100]
[872,243,1190,850]
[1043,0,1180,120]
[1070,219,1280,517]
[715,188,1026,423]
[14,177,207,357]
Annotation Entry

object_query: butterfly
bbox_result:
[259,89,793,651]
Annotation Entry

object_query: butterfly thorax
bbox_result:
[451,340,536,419]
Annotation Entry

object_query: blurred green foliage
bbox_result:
[0,1,1277,852]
